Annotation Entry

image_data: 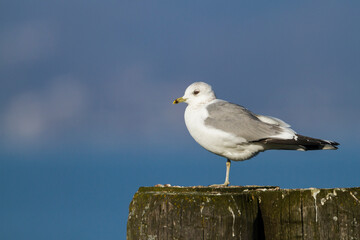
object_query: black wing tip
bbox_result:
[296,134,340,146]
[322,140,339,150]
[255,135,340,151]
[326,140,340,146]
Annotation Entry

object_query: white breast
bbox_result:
[184,102,264,161]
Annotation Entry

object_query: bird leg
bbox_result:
[224,159,231,185]
[209,159,231,187]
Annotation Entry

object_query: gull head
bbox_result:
[173,82,216,105]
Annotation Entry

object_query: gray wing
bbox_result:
[204,101,283,142]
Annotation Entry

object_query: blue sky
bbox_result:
[1,1,359,239]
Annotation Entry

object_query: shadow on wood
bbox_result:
[127,186,360,240]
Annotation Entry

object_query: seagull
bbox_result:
[173,82,339,186]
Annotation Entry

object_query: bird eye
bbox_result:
[193,90,200,95]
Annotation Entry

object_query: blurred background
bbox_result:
[1,1,359,239]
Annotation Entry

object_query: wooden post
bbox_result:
[127,186,360,240]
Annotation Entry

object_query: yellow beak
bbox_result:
[173,97,187,104]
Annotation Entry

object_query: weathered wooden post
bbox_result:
[127,186,360,240]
